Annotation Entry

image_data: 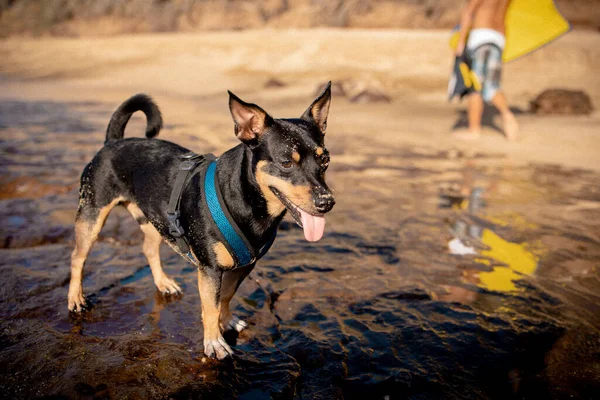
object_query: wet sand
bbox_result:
[1,30,599,398]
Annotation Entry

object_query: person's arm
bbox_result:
[456,0,483,55]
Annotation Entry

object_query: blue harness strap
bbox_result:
[169,154,277,268]
[204,161,254,266]
[204,160,278,267]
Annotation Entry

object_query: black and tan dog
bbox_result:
[68,83,334,359]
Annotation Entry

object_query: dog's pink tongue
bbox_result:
[299,209,325,242]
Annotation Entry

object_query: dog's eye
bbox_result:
[280,160,293,169]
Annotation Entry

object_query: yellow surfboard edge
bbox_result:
[449,0,571,63]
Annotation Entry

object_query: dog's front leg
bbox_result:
[197,266,233,359]
[219,264,254,333]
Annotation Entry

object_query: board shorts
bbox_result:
[467,29,505,102]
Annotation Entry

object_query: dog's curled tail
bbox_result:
[105,94,163,144]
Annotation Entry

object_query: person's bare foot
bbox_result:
[502,113,519,141]
[452,128,481,140]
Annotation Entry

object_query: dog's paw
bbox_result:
[204,336,234,360]
[220,314,248,333]
[226,316,248,333]
[68,291,87,313]
[155,275,182,295]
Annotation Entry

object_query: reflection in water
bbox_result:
[476,228,539,292]
[447,184,540,293]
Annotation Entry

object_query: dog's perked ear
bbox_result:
[301,81,332,134]
[228,91,273,147]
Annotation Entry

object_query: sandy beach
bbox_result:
[1,29,599,170]
[1,28,599,398]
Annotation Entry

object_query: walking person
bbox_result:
[454,0,519,141]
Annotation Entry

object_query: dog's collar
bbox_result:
[203,159,276,267]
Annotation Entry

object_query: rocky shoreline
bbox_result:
[1,0,599,38]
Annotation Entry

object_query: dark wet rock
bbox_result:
[315,80,347,97]
[379,288,431,301]
[0,100,99,133]
[315,80,392,103]
[530,88,594,115]
[356,242,399,264]
[543,329,600,398]
[0,176,74,199]
[73,382,96,395]
[122,338,156,361]
[264,78,286,88]
[348,88,392,104]
[1,97,600,399]
[0,210,74,248]
[0,196,142,249]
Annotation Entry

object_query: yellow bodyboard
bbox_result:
[449,0,570,63]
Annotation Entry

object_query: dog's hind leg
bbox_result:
[198,267,233,359]
[125,202,181,295]
[68,197,122,312]
[219,264,254,333]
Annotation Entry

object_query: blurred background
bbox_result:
[1,1,599,399]
[1,0,599,35]
[1,0,599,137]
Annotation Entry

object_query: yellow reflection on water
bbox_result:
[475,229,539,292]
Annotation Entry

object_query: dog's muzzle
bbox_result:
[314,192,335,213]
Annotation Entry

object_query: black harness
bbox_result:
[166,152,276,268]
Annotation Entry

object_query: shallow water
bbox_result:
[1,99,599,399]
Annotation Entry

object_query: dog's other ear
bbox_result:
[228,91,272,146]
[301,81,332,134]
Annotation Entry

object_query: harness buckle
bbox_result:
[167,211,185,237]
[179,160,196,171]
[180,152,201,160]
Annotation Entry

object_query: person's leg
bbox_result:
[491,91,519,141]
[484,44,518,141]
[468,92,484,136]
[453,92,483,140]
[454,46,485,140]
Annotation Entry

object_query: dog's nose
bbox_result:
[315,193,335,213]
